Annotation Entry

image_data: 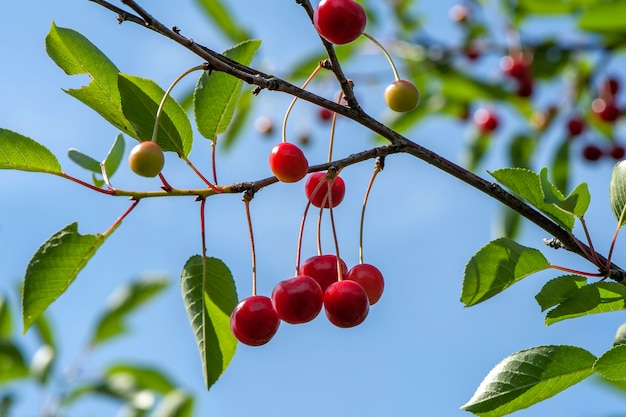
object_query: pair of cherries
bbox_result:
[230,255,385,346]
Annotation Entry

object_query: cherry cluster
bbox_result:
[228,0,409,347]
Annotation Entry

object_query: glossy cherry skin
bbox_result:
[323,280,369,328]
[269,142,309,183]
[128,141,165,177]
[346,263,384,305]
[271,276,323,324]
[305,172,346,208]
[384,80,420,112]
[299,254,348,292]
[473,108,499,133]
[230,295,280,346]
[313,0,366,45]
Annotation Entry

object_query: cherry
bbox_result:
[346,263,384,305]
[591,98,621,122]
[230,295,280,346]
[473,108,499,133]
[384,80,420,112]
[499,55,530,80]
[299,254,348,292]
[319,107,334,122]
[271,275,323,324]
[582,144,603,162]
[566,116,585,137]
[515,78,533,98]
[269,142,309,183]
[603,77,620,96]
[313,0,366,45]
[609,143,626,160]
[323,280,369,328]
[304,172,346,208]
[128,141,165,178]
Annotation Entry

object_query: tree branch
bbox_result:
[87,0,623,282]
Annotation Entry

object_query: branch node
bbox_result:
[543,237,566,249]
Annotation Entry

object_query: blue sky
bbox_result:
[2,1,626,416]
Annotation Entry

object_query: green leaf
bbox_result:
[195,0,250,43]
[103,134,125,177]
[550,138,570,193]
[118,74,193,156]
[545,281,626,325]
[508,134,536,169]
[22,223,109,332]
[194,40,261,142]
[221,89,253,151]
[535,275,588,312]
[579,2,626,33]
[0,341,29,383]
[45,23,136,136]
[91,277,169,346]
[461,345,596,417]
[152,389,194,417]
[609,160,626,226]
[68,148,101,173]
[180,256,238,390]
[539,167,590,217]
[0,129,62,174]
[106,364,176,394]
[0,296,12,338]
[595,344,626,380]
[490,167,575,231]
[32,313,56,351]
[461,238,550,307]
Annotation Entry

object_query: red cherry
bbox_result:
[346,263,384,305]
[313,0,366,45]
[499,55,530,80]
[592,98,621,122]
[567,117,585,137]
[230,296,280,346]
[319,107,334,122]
[304,172,346,208]
[271,276,323,324]
[582,144,603,162]
[603,77,620,96]
[609,143,626,160]
[299,254,348,292]
[473,108,499,133]
[515,78,533,98]
[269,142,309,183]
[323,280,369,328]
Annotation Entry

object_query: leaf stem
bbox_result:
[102,199,140,237]
[549,264,603,277]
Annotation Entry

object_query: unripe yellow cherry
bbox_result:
[384,80,420,112]
[128,141,165,177]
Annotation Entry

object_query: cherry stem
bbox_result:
[151,64,204,143]
[359,159,383,264]
[606,221,622,271]
[102,199,140,237]
[363,32,400,82]
[327,91,344,163]
[550,264,604,278]
[295,197,314,275]
[281,63,324,144]
[211,140,218,185]
[579,217,603,267]
[316,204,324,256]
[325,177,343,282]
[243,192,258,296]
